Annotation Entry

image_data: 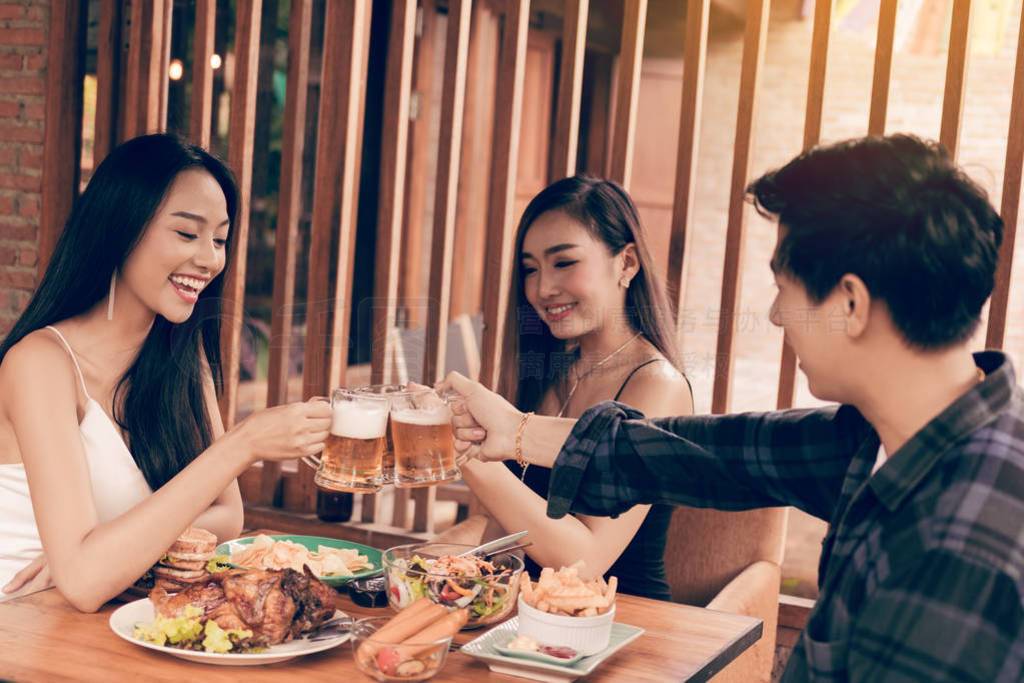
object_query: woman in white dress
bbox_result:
[0,134,330,610]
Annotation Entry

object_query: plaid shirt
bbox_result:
[548,351,1024,682]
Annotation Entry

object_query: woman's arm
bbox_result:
[2,335,330,612]
[456,369,694,577]
[189,345,243,542]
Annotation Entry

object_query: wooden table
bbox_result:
[0,583,759,682]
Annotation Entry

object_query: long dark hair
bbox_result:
[0,134,238,490]
[498,175,682,412]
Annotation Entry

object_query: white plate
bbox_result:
[108,598,350,666]
[461,617,644,682]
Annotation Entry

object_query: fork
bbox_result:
[307,616,354,641]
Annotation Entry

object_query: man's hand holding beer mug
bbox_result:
[438,371,574,469]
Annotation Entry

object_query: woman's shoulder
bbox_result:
[616,353,693,418]
[0,328,78,389]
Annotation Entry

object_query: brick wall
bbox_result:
[0,0,45,338]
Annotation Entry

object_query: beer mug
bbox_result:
[311,389,390,493]
[351,384,407,485]
[389,387,459,488]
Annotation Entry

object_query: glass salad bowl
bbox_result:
[383,542,524,630]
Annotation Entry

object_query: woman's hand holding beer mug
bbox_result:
[225,397,333,463]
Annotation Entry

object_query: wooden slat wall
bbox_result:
[666,0,709,324]
[299,0,372,510]
[549,0,589,181]
[38,0,86,274]
[423,0,473,385]
[776,0,832,410]
[479,0,532,390]
[256,0,313,506]
[93,0,121,168]
[189,0,216,148]
[711,0,771,415]
[608,0,647,190]
[266,0,312,410]
[158,0,172,128]
[398,0,438,330]
[987,8,1024,349]
[939,0,973,159]
[218,0,263,429]
[370,0,418,388]
[867,0,898,135]
[123,0,168,139]
[53,0,1024,537]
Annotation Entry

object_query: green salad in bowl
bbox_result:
[383,543,524,629]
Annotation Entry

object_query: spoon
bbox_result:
[456,530,529,558]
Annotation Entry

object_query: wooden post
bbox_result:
[777,0,832,410]
[867,0,897,136]
[423,0,472,385]
[190,0,217,147]
[666,0,709,324]
[711,0,770,415]
[607,0,647,190]
[549,0,588,181]
[479,0,531,390]
[939,0,973,159]
[370,0,418,387]
[39,0,86,275]
[218,0,263,428]
[986,9,1024,350]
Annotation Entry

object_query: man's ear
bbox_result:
[620,243,640,280]
[838,273,871,338]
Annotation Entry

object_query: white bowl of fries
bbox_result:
[516,566,617,656]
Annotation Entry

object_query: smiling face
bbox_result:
[117,169,230,324]
[519,210,634,340]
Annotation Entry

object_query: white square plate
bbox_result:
[460,617,644,682]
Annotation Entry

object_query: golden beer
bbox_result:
[390,404,459,488]
[314,390,389,493]
[353,384,406,484]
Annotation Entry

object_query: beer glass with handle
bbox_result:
[352,384,407,485]
[313,389,390,493]
[389,387,459,488]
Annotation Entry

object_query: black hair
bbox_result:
[0,133,238,490]
[748,134,1002,349]
[498,174,683,412]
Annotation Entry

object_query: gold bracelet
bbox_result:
[514,411,534,469]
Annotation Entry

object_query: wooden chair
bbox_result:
[662,506,789,683]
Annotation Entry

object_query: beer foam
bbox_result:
[331,401,388,438]
[390,405,452,426]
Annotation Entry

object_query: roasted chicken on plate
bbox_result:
[149,566,336,646]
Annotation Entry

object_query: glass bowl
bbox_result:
[383,542,524,629]
[351,616,452,681]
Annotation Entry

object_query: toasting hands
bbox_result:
[436,371,522,463]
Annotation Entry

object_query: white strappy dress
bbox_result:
[0,326,151,599]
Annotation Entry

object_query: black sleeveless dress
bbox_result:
[505,359,674,602]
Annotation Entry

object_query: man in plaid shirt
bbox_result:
[444,135,1023,681]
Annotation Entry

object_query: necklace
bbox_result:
[519,331,643,481]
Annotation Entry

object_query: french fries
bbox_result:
[518,564,617,617]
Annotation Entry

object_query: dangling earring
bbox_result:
[106,271,116,321]
[620,276,631,289]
